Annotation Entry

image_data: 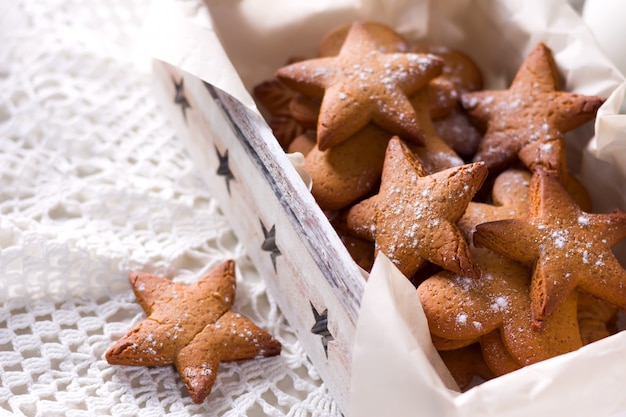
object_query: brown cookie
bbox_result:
[253,79,294,117]
[288,94,321,130]
[458,167,532,238]
[105,260,281,404]
[478,330,522,376]
[461,42,604,173]
[346,137,486,279]
[268,116,305,150]
[417,256,582,369]
[433,106,483,160]
[317,21,408,57]
[335,227,375,272]
[253,79,304,149]
[286,130,317,156]
[473,169,626,328]
[410,43,484,120]
[438,343,495,391]
[340,194,377,242]
[407,89,466,173]
[410,43,484,95]
[577,292,619,345]
[419,168,584,371]
[276,22,444,150]
[305,124,392,211]
[516,133,592,214]
[431,333,480,351]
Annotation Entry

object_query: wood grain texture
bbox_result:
[153,60,367,413]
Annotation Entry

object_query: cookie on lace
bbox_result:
[105,260,281,404]
[275,22,443,150]
[473,169,626,328]
[344,136,486,279]
[461,42,604,173]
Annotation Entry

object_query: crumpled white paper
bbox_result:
[142,0,626,416]
[353,255,626,417]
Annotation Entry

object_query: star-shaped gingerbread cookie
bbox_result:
[461,42,604,173]
[105,260,282,404]
[345,136,487,279]
[418,185,584,373]
[473,169,626,328]
[276,22,443,150]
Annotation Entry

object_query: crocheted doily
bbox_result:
[0,1,340,415]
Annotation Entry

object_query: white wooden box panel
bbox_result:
[153,61,367,412]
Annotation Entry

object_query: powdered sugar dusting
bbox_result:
[490,296,509,312]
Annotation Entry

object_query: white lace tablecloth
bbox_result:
[0,1,340,415]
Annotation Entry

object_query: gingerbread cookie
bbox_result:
[288,94,321,131]
[458,167,532,237]
[438,343,495,391]
[304,85,465,211]
[431,333,479,351]
[418,166,584,372]
[335,227,375,272]
[407,89,465,173]
[577,292,619,345]
[317,21,408,57]
[276,22,443,150]
[417,254,582,370]
[253,79,304,149]
[305,124,392,211]
[286,130,317,155]
[478,330,522,376]
[346,137,486,279]
[461,43,604,174]
[473,169,626,328]
[105,260,282,404]
[433,107,483,160]
[410,43,484,121]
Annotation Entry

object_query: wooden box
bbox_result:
[153,62,366,411]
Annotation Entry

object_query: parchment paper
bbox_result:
[142,0,626,415]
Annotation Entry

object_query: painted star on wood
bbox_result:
[215,146,235,194]
[461,43,604,173]
[310,302,334,358]
[276,22,443,150]
[346,137,487,279]
[105,260,282,404]
[474,169,626,328]
[260,221,281,272]
[173,76,191,122]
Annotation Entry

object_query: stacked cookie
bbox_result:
[254,22,624,390]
